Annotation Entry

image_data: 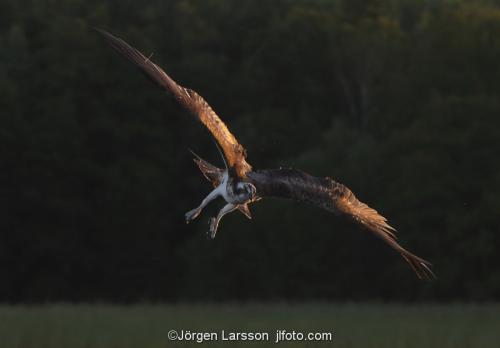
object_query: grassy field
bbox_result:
[0,303,498,348]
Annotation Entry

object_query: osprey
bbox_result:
[98,30,435,279]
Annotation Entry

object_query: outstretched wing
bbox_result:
[97,29,252,178]
[248,168,435,279]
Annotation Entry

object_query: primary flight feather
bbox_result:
[97,29,251,178]
[98,29,435,279]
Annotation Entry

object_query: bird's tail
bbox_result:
[189,149,223,187]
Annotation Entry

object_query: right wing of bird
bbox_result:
[97,29,252,178]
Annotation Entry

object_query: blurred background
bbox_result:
[1,0,500,307]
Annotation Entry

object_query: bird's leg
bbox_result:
[185,186,221,223]
[208,203,238,239]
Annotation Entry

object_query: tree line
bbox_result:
[0,0,499,302]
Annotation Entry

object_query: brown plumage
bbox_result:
[190,150,223,186]
[248,168,435,279]
[97,29,252,178]
[98,29,434,279]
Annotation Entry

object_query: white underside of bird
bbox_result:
[185,171,254,239]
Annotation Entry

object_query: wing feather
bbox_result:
[97,29,252,177]
[248,168,435,279]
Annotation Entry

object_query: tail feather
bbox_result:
[189,149,223,187]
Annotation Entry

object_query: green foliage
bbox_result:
[0,0,499,302]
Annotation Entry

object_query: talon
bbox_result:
[208,217,217,239]
[185,208,201,223]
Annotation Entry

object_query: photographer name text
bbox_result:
[168,329,333,343]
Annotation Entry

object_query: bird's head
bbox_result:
[234,182,257,202]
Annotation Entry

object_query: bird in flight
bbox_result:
[98,30,435,279]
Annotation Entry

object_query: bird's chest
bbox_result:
[222,182,239,204]
[220,175,244,204]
